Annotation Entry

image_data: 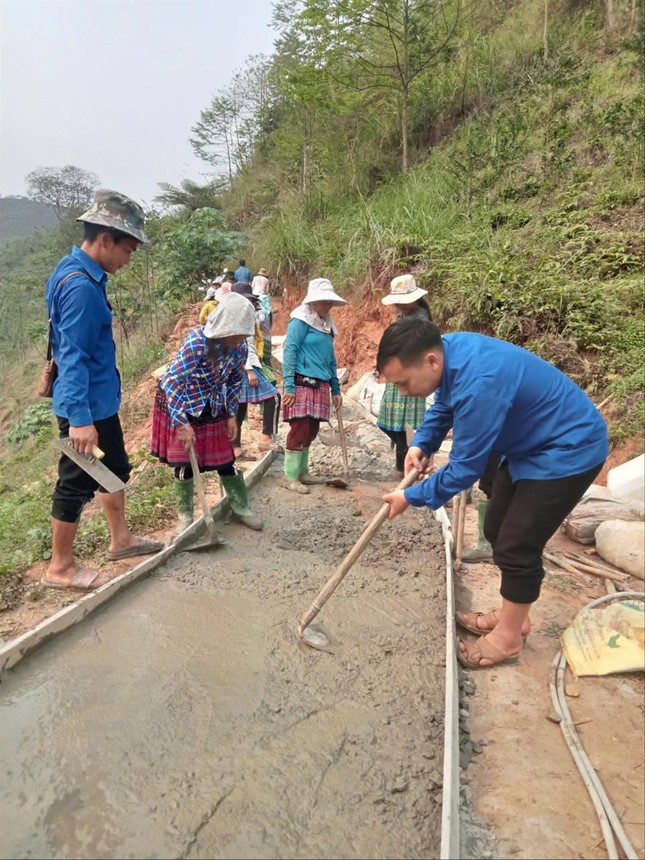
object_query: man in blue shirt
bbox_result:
[379,318,607,670]
[42,190,163,591]
[234,259,253,284]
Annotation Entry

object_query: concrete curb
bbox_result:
[0,451,278,676]
[435,504,460,860]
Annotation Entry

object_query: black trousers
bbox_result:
[52,413,132,523]
[235,393,281,445]
[381,428,408,472]
[484,460,603,604]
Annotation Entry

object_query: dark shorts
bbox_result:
[52,413,132,523]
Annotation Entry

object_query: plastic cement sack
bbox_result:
[346,371,385,418]
[562,599,645,676]
[595,520,645,579]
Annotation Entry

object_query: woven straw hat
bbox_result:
[381,274,428,305]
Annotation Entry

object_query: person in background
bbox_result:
[461,454,501,563]
[41,190,163,591]
[198,285,218,325]
[378,318,608,670]
[251,267,270,296]
[281,278,346,494]
[234,259,253,284]
[151,293,264,534]
[377,274,433,477]
[230,283,282,456]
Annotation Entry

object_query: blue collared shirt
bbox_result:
[404,333,609,509]
[234,265,253,284]
[45,246,120,426]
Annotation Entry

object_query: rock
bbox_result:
[565,683,581,698]
[389,776,409,794]
[546,709,562,724]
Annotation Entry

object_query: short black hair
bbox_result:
[83,222,134,244]
[377,318,443,373]
[239,259,246,266]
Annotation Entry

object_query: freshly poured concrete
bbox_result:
[1,470,446,859]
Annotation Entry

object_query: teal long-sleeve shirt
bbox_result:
[282,318,341,395]
[404,333,608,510]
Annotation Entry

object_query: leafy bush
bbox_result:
[7,402,55,446]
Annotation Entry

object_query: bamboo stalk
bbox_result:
[544,550,627,583]
[563,550,627,579]
[455,489,468,568]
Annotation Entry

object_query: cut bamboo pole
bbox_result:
[455,490,468,568]
[562,550,627,579]
[544,550,628,583]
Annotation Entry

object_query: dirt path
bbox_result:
[444,442,645,860]
[0,452,447,858]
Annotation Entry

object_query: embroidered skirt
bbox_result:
[376,381,428,432]
[150,387,234,470]
[283,381,331,422]
[239,367,279,404]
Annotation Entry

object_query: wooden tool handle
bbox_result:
[188,443,210,521]
[336,406,350,477]
[298,466,421,634]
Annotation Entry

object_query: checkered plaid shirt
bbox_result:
[160,328,247,426]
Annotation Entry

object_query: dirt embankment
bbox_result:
[273,280,393,383]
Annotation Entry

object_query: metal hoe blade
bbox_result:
[299,624,333,653]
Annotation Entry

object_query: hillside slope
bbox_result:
[0,197,58,244]
[222,0,644,443]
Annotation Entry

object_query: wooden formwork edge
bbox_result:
[0,450,278,676]
[434,505,461,860]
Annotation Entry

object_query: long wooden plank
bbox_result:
[0,451,277,675]
[436,504,461,860]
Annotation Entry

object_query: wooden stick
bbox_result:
[188,443,219,543]
[336,406,350,480]
[455,489,468,567]
[596,393,614,411]
[452,492,461,556]
[298,467,420,636]
[563,550,626,577]
[544,550,627,583]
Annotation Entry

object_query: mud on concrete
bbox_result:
[0,424,447,860]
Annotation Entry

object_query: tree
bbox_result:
[154,178,226,212]
[297,0,462,170]
[155,208,245,300]
[25,165,100,220]
[190,56,275,180]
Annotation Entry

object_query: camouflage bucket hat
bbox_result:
[76,189,149,244]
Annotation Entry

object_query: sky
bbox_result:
[0,0,277,208]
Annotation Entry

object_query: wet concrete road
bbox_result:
[1,470,446,859]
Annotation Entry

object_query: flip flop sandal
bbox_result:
[457,637,521,670]
[107,538,164,562]
[456,610,530,640]
[236,450,258,461]
[40,567,106,591]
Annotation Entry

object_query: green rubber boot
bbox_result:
[280,450,309,494]
[173,477,194,540]
[462,501,493,562]
[221,472,264,530]
[299,447,327,485]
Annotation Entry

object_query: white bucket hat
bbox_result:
[382,274,428,305]
[203,293,255,339]
[205,286,217,300]
[303,277,347,307]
